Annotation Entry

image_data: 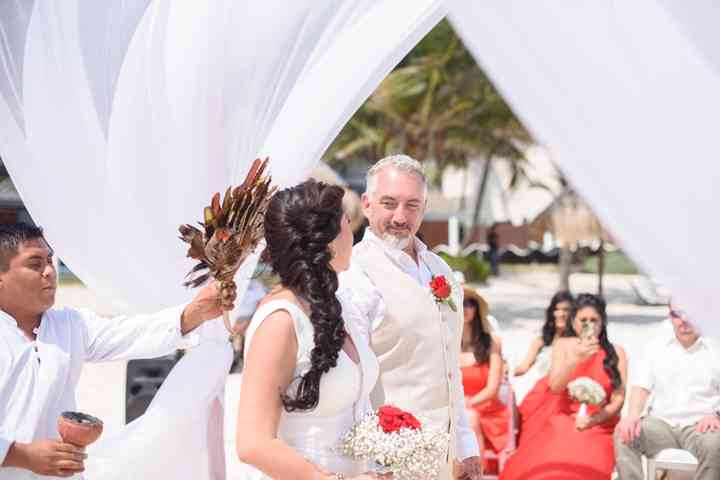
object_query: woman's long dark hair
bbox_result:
[263,179,346,412]
[464,297,492,364]
[542,291,575,346]
[563,293,622,390]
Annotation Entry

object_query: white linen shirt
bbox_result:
[632,328,720,427]
[0,305,198,479]
[339,229,479,460]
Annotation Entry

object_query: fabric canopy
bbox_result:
[3,1,720,476]
[450,0,720,335]
[0,2,446,478]
[0,0,445,313]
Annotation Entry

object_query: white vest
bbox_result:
[353,242,463,459]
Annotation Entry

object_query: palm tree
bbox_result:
[324,20,531,240]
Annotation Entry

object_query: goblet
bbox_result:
[58,411,103,447]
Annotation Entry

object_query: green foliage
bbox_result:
[324,20,531,181]
[582,250,639,275]
[438,252,491,283]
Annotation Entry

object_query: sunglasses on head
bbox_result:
[670,309,688,320]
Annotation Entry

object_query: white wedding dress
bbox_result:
[236,298,379,478]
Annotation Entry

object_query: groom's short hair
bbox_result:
[0,223,46,271]
[365,154,427,200]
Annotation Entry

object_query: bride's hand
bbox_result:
[350,473,393,479]
[319,469,392,479]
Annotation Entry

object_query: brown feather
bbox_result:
[179,157,275,288]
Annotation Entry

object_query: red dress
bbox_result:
[500,351,619,480]
[517,376,562,447]
[461,362,510,474]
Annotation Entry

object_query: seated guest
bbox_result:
[515,291,574,446]
[460,287,509,476]
[500,293,627,480]
[0,224,236,478]
[614,303,720,480]
[515,291,574,377]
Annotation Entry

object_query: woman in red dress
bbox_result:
[515,291,574,446]
[500,293,627,480]
[460,287,509,476]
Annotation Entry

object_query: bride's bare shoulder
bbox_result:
[251,288,299,345]
[257,286,297,308]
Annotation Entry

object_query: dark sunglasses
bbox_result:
[670,309,688,320]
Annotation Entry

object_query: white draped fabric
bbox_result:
[0,1,445,478]
[450,0,720,335]
[0,0,445,313]
[4,0,720,477]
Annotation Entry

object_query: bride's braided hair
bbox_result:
[263,179,346,412]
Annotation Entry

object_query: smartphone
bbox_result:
[580,321,595,341]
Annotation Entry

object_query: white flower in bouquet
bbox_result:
[568,376,606,417]
[339,405,449,480]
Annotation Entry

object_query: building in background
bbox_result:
[0,160,33,225]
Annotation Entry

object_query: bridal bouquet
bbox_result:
[568,376,606,417]
[339,405,448,480]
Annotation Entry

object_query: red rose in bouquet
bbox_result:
[378,406,404,433]
[398,412,422,430]
[340,404,449,479]
[429,275,456,312]
[378,405,422,433]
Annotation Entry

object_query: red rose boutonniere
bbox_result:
[429,275,456,312]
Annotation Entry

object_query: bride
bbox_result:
[235,179,381,479]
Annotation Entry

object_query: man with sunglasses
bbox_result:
[614,303,720,479]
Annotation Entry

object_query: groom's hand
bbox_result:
[181,280,237,333]
[458,456,482,480]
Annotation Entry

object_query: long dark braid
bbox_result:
[263,179,346,412]
[563,293,622,390]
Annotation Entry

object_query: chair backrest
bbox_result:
[500,384,518,452]
[483,381,519,479]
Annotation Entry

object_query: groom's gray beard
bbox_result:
[381,232,411,251]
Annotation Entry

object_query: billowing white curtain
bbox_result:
[450,0,720,335]
[0,1,445,478]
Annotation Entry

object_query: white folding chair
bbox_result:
[482,384,518,480]
[645,448,698,479]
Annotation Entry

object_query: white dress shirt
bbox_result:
[340,229,480,461]
[342,230,433,332]
[632,328,720,427]
[0,306,198,479]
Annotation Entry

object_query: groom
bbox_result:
[0,223,236,479]
[342,155,481,479]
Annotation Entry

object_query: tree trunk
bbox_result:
[597,240,605,297]
[467,153,494,246]
[558,243,572,291]
[459,166,468,243]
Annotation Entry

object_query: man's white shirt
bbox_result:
[632,326,720,427]
[0,306,198,479]
[340,229,480,460]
